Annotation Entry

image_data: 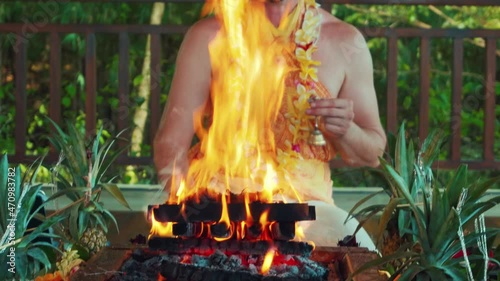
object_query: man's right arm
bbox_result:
[153,18,218,190]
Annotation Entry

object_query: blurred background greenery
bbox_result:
[0,2,498,187]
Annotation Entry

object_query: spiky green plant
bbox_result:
[46,119,130,257]
[347,123,500,280]
[0,154,68,280]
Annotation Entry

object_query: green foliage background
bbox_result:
[0,2,498,187]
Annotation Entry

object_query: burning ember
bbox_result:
[148,0,328,279]
[160,250,327,281]
[109,248,328,281]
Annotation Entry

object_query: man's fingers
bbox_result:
[307,107,337,116]
[322,116,352,136]
[310,98,353,108]
[324,122,349,136]
[305,98,355,138]
[306,107,355,120]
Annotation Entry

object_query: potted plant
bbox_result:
[1,119,131,280]
[46,120,131,258]
[0,155,67,280]
[346,123,500,280]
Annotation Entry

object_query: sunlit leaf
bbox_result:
[102,183,131,210]
[344,190,385,224]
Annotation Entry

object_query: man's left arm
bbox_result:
[307,27,386,167]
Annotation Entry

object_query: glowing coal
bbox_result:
[109,249,327,281]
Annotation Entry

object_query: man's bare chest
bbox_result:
[312,40,345,99]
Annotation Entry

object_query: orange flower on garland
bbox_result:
[35,271,63,281]
[291,1,322,137]
[276,0,322,168]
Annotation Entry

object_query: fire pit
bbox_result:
[68,175,386,281]
[67,0,388,279]
[70,194,384,280]
[107,247,326,281]
[141,191,327,280]
[70,245,385,281]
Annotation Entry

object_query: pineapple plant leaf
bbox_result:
[17,215,65,249]
[46,119,130,257]
[394,122,411,190]
[69,203,80,242]
[418,128,446,171]
[344,189,385,223]
[46,118,130,208]
[0,154,66,280]
[102,183,130,210]
[351,204,388,238]
[347,123,500,280]
[376,197,406,247]
[347,242,419,280]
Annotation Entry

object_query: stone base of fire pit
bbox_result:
[70,246,387,281]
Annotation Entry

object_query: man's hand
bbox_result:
[306,98,355,139]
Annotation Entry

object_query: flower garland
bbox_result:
[293,0,322,144]
[276,0,322,168]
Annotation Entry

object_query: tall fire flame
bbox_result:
[172,0,297,203]
[151,1,305,257]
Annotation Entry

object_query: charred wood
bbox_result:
[270,222,295,241]
[149,202,315,223]
[210,223,233,239]
[173,223,203,237]
[148,237,314,256]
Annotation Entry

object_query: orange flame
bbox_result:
[151,0,306,242]
[180,0,296,202]
[244,192,253,222]
[310,241,316,251]
[213,193,234,242]
[174,179,186,205]
[219,193,230,226]
[238,221,246,240]
[259,210,269,226]
[157,273,166,281]
[295,223,304,241]
[149,211,174,239]
[261,248,276,275]
[259,210,272,240]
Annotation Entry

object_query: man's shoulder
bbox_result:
[192,17,220,31]
[186,17,221,41]
[319,11,366,47]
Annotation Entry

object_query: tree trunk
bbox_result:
[130,3,165,156]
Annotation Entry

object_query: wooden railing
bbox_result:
[1,0,499,170]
